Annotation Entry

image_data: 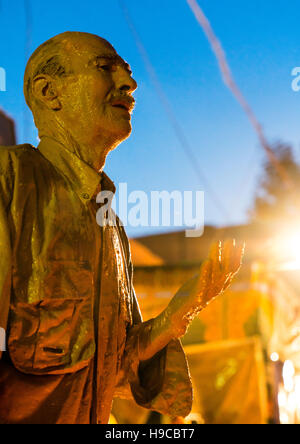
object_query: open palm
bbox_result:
[167,239,245,338]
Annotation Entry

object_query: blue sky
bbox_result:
[1,0,300,237]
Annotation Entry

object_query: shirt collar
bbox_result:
[37,136,115,203]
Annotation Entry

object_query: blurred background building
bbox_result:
[124,227,300,425]
[0,109,16,146]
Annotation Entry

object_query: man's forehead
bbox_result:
[63,34,131,72]
[64,34,120,60]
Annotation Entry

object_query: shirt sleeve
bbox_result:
[114,225,193,418]
[0,148,14,359]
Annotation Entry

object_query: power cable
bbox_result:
[118,0,231,222]
[186,0,293,191]
[23,0,32,143]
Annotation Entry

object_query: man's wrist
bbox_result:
[138,310,175,362]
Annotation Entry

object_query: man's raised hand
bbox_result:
[167,239,245,338]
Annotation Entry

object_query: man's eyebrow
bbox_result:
[91,55,132,72]
[94,54,118,61]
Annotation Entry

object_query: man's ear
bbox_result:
[32,75,62,111]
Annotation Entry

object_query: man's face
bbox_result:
[57,35,137,147]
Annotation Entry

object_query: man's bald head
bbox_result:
[23,31,137,168]
[24,31,115,112]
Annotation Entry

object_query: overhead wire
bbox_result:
[118,0,231,222]
[186,0,294,192]
[23,0,32,143]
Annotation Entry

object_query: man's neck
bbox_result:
[38,125,110,173]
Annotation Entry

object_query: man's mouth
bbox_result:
[110,98,135,113]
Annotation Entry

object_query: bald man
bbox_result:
[0,32,243,424]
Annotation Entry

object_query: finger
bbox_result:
[198,259,212,294]
[231,242,245,273]
[209,267,231,301]
[218,240,238,290]
[223,239,244,275]
[209,241,222,282]
[223,243,244,289]
[222,272,234,291]
[222,239,235,273]
[209,241,222,263]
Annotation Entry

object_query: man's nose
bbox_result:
[114,66,137,94]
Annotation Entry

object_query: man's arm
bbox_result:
[117,229,242,417]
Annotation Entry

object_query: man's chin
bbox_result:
[114,120,132,143]
[96,118,132,149]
